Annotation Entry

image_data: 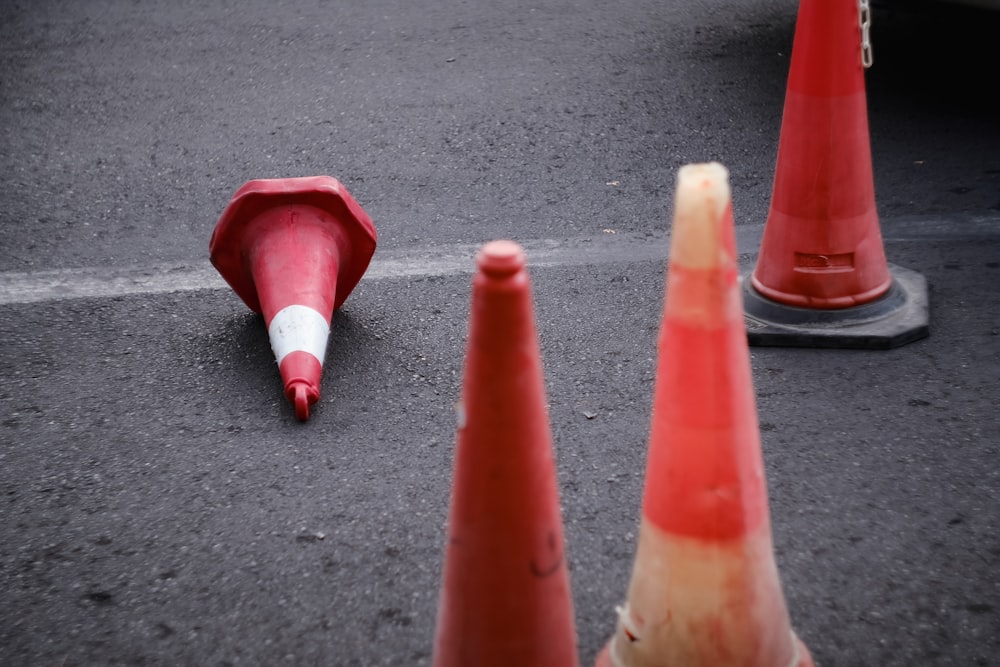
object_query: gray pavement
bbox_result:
[2,1,1000,665]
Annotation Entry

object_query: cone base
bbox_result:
[209,176,377,315]
[742,264,929,350]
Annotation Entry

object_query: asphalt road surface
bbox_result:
[2,1,999,665]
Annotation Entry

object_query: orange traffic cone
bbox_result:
[433,240,578,667]
[209,176,377,421]
[595,163,812,667]
[743,0,928,348]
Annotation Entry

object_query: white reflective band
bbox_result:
[267,304,330,366]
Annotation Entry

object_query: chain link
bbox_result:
[859,0,873,68]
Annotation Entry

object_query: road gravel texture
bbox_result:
[1,1,999,665]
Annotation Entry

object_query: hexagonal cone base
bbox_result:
[743,264,929,350]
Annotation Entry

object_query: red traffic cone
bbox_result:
[595,164,812,667]
[433,240,578,667]
[209,176,377,421]
[743,0,928,348]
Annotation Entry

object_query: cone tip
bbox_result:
[290,383,313,421]
[671,162,732,270]
[476,239,526,279]
[677,161,728,184]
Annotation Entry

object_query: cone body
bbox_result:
[596,164,812,667]
[433,240,578,667]
[245,205,339,420]
[750,0,891,309]
[209,177,376,420]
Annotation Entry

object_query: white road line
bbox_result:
[1,215,996,306]
[0,231,692,306]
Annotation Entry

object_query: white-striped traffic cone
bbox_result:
[210,176,377,421]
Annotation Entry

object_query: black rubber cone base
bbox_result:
[742,264,930,349]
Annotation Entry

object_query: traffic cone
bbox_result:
[595,163,812,667]
[743,0,928,348]
[209,176,377,421]
[432,240,578,667]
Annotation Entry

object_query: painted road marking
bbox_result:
[0,231,692,306]
[0,216,996,306]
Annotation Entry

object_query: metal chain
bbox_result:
[859,0,873,68]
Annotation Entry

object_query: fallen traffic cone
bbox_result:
[432,240,578,667]
[743,0,928,348]
[595,163,812,667]
[209,176,377,421]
